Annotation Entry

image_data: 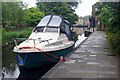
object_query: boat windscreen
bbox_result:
[37,15,51,26]
[45,27,59,33]
[48,16,62,27]
[33,27,44,32]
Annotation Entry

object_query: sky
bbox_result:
[75,0,99,17]
[22,0,37,8]
[22,0,99,17]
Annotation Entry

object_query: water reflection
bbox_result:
[2,44,56,80]
[2,44,19,78]
[2,65,19,78]
[17,63,56,80]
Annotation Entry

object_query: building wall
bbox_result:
[83,18,90,25]
[74,17,84,26]
[92,5,95,18]
[92,4,105,29]
[73,27,84,35]
[92,4,98,28]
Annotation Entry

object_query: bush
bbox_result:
[2,27,33,46]
[106,29,120,52]
[71,30,78,42]
[85,31,92,37]
[95,3,120,53]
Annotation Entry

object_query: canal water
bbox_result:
[2,44,56,80]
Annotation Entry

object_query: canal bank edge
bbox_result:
[41,31,94,78]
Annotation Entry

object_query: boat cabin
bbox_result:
[33,15,73,40]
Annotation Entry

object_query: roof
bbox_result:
[37,15,63,27]
[79,17,83,19]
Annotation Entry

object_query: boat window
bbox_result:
[37,15,51,26]
[64,23,72,40]
[33,27,44,32]
[45,27,58,33]
[48,16,62,27]
[46,41,62,47]
[65,23,70,35]
[55,41,62,46]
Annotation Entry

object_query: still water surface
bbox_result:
[2,44,56,79]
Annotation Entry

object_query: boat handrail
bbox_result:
[14,38,27,40]
[27,38,52,47]
[13,38,52,47]
[13,38,28,46]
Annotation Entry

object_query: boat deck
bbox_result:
[42,31,118,79]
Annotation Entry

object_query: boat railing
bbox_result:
[13,38,27,46]
[13,38,52,47]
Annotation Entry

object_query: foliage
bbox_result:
[24,7,45,27]
[71,30,78,42]
[2,2,45,28]
[95,2,120,52]
[83,15,91,19]
[85,31,92,37]
[36,2,79,25]
[2,27,33,46]
[106,29,120,52]
[2,44,17,77]
[2,2,27,28]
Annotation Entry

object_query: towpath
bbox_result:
[42,31,118,78]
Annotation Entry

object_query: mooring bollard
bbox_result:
[60,56,66,61]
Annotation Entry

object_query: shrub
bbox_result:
[106,29,120,52]
[71,30,78,42]
[2,27,33,46]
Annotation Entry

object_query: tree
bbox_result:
[2,2,27,28]
[36,2,79,25]
[24,7,45,27]
[95,2,120,33]
[95,2,120,52]
[83,15,91,19]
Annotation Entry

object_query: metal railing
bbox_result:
[13,38,52,47]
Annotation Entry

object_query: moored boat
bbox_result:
[13,15,74,68]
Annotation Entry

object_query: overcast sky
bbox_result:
[75,0,99,17]
[22,0,99,17]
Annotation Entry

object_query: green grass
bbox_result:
[2,27,33,46]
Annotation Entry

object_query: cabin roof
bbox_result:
[37,15,63,27]
[35,15,73,40]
